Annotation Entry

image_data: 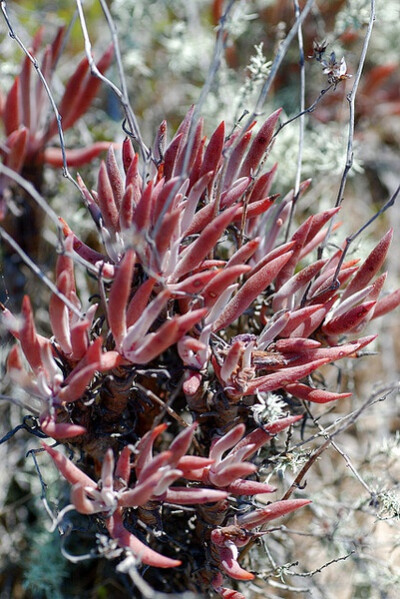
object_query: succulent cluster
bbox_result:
[2,88,400,596]
[0,26,113,218]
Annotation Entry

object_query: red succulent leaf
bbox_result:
[225,479,276,495]
[174,205,239,279]
[42,443,96,487]
[322,300,376,336]
[239,108,282,177]
[108,249,135,348]
[134,423,168,477]
[341,229,393,301]
[42,142,112,167]
[372,288,400,320]
[164,487,228,504]
[218,545,255,581]
[248,163,278,203]
[213,251,293,331]
[40,416,87,440]
[232,415,303,460]
[223,128,253,188]
[3,77,20,136]
[285,382,352,404]
[97,160,120,234]
[19,295,43,374]
[198,120,225,185]
[241,357,330,396]
[106,508,181,568]
[62,44,114,132]
[237,498,311,529]
[4,127,28,173]
[272,259,326,311]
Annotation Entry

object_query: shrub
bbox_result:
[1,2,399,597]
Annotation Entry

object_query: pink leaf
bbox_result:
[174,205,239,279]
[242,357,331,396]
[42,142,112,167]
[322,301,376,335]
[40,416,87,440]
[107,508,181,568]
[285,382,352,404]
[108,249,135,348]
[198,120,225,184]
[19,296,43,374]
[135,423,168,477]
[57,361,100,403]
[106,145,123,210]
[4,78,20,136]
[226,479,276,495]
[231,415,303,460]
[213,251,293,331]
[238,498,311,529]
[341,229,393,301]
[164,487,229,504]
[42,443,95,487]
[4,128,28,174]
[372,288,400,320]
[239,109,282,177]
[97,160,119,234]
[272,259,326,311]
[218,545,255,581]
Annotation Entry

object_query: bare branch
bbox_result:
[285,0,306,241]
[250,0,316,119]
[75,0,150,164]
[335,0,376,208]
[329,183,400,290]
[152,0,238,240]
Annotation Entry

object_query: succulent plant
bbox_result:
[2,100,399,597]
[0,26,113,215]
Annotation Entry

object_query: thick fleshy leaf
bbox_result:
[107,508,181,568]
[223,128,253,188]
[57,360,100,403]
[4,127,28,173]
[285,382,352,404]
[239,109,282,177]
[174,205,239,279]
[198,120,225,183]
[97,160,119,233]
[118,472,163,507]
[42,443,95,486]
[238,498,311,529]
[242,358,330,396]
[231,415,303,460]
[134,423,168,477]
[209,463,257,487]
[164,487,229,504]
[4,78,20,136]
[272,259,326,311]
[226,479,276,495]
[213,251,293,331]
[19,296,43,374]
[108,249,135,347]
[372,288,400,320]
[40,417,87,440]
[341,229,393,301]
[322,301,376,336]
[218,545,255,581]
[210,424,246,463]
